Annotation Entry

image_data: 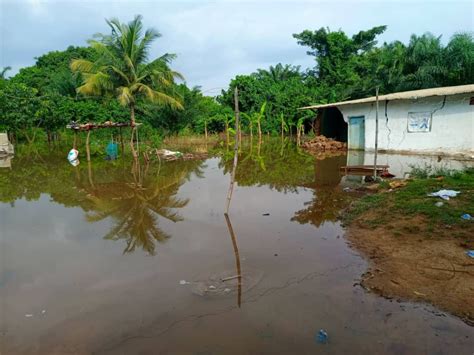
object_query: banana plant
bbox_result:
[256,101,266,142]
[241,112,255,140]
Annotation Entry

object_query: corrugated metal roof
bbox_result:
[299,84,474,110]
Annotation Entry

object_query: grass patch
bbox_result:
[345,168,474,232]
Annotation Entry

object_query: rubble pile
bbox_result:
[301,135,347,151]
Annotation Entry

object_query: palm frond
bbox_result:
[134,83,183,109]
[70,59,95,73]
[77,71,113,96]
[117,86,134,106]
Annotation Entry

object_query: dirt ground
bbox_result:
[347,214,474,326]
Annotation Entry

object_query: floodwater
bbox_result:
[0,140,473,354]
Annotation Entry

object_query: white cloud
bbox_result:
[0,0,472,91]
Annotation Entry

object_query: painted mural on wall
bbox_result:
[407,112,432,132]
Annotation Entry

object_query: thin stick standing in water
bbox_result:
[224,213,242,308]
[85,130,91,162]
[373,86,379,179]
[225,87,240,213]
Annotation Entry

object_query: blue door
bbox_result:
[348,116,365,150]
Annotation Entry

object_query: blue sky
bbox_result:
[0,0,472,94]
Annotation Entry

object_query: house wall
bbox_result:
[337,93,474,157]
[346,151,474,178]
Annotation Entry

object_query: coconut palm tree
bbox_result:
[71,15,183,128]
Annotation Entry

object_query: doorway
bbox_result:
[348,116,365,150]
[317,107,348,142]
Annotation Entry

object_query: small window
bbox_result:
[470,97,474,105]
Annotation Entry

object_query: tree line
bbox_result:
[1,16,472,144]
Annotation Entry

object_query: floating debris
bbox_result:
[191,269,263,297]
[316,329,328,344]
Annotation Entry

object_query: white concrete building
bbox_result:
[302,85,474,158]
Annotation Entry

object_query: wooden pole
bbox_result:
[373,87,379,179]
[86,130,91,162]
[224,213,242,308]
[119,126,124,156]
[225,87,240,214]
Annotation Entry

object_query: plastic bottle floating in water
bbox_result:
[316,329,328,344]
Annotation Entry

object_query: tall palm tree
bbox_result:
[398,33,446,90]
[255,63,301,82]
[71,15,183,127]
[0,66,11,79]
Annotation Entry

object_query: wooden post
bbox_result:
[224,213,242,308]
[373,87,379,179]
[225,87,240,214]
[204,120,208,140]
[86,130,91,162]
[119,126,124,155]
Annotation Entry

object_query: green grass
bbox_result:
[345,168,474,230]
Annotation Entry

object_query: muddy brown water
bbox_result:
[0,141,473,354]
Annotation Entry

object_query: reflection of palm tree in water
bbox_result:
[84,161,200,255]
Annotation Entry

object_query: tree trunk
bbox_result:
[129,104,138,159]
[130,127,138,159]
[204,121,208,140]
[130,103,136,127]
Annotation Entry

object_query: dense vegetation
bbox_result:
[219,27,474,133]
[1,17,472,144]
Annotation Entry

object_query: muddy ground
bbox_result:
[347,213,474,325]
